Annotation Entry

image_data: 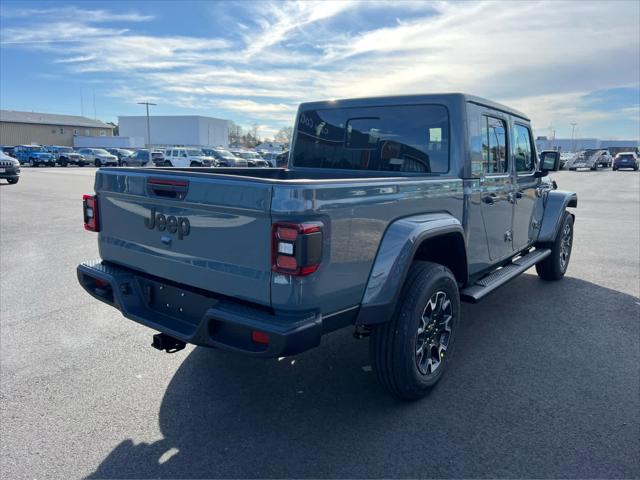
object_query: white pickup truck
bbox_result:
[162,148,216,167]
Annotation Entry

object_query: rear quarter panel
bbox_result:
[271,178,464,315]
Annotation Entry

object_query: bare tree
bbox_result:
[274,126,293,145]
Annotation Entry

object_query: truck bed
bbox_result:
[93,166,463,316]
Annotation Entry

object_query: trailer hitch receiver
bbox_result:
[151,333,186,353]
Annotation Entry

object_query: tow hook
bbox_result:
[151,333,186,353]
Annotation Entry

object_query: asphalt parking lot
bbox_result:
[1,167,638,479]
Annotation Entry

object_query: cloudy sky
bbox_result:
[1,0,639,140]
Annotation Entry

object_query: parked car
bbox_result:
[120,149,155,167]
[45,145,86,167]
[0,151,20,184]
[162,148,216,167]
[106,148,134,165]
[259,152,280,167]
[275,150,289,167]
[78,93,575,400]
[559,151,574,169]
[230,149,269,167]
[612,152,639,171]
[77,148,118,167]
[13,145,55,167]
[566,149,609,170]
[201,148,247,167]
[0,145,16,158]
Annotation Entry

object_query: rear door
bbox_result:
[478,114,514,261]
[511,122,539,250]
[95,169,274,306]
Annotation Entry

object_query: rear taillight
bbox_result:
[83,194,99,232]
[272,222,323,276]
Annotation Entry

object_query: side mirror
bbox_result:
[538,150,560,174]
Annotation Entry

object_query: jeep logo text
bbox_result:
[144,208,190,239]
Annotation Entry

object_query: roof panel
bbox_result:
[0,110,114,129]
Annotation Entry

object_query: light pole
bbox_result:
[137,102,156,148]
[570,122,577,151]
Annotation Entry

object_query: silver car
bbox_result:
[77,148,118,167]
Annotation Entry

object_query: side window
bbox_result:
[513,124,535,173]
[481,116,508,174]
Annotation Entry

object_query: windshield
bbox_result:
[292,104,450,173]
[187,149,204,156]
[58,147,73,153]
[25,146,44,152]
[216,149,237,159]
[94,149,110,155]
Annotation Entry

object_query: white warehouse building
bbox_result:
[118,115,229,148]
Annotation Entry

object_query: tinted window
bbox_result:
[292,104,449,173]
[513,124,535,172]
[482,116,507,174]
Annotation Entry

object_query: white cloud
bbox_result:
[1,6,154,22]
[1,1,638,138]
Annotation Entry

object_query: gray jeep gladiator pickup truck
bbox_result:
[78,93,576,399]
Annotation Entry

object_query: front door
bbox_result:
[479,115,514,261]
[511,123,539,251]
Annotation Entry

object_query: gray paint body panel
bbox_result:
[537,190,578,243]
[84,93,576,352]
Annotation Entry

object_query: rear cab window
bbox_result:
[292,104,450,173]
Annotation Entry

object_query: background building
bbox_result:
[0,110,114,146]
[118,115,228,147]
[536,137,638,152]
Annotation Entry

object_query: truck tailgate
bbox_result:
[94,169,273,306]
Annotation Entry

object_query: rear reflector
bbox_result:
[272,222,323,276]
[82,194,99,232]
[251,330,270,345]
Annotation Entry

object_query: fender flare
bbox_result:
[355,213,466,325]
[537,190,577,244]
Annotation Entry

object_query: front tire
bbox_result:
[536,211,574,281]
[94,159,101,167]
[7,178,19,184]
[370,261,460,400]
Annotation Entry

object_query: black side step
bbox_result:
[461,248,551,303]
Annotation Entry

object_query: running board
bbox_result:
[460,248,551,303]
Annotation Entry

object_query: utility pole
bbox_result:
[137,102,156,148]
[570,122,577,151]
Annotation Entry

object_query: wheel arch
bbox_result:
[355,213,467,325]
[537,190,577,244]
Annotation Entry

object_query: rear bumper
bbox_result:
[614,162,638,169]
[77,260,336,357]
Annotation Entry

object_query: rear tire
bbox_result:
[370,261,460,400]
[7,178,19,184]
[121,161,127,167]
[163,161,172,167]
[94,159,101,167]
[536,211,574,281]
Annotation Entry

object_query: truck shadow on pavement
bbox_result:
[88,274,639,479]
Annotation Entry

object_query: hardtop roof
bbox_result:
[297,92,530,121]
